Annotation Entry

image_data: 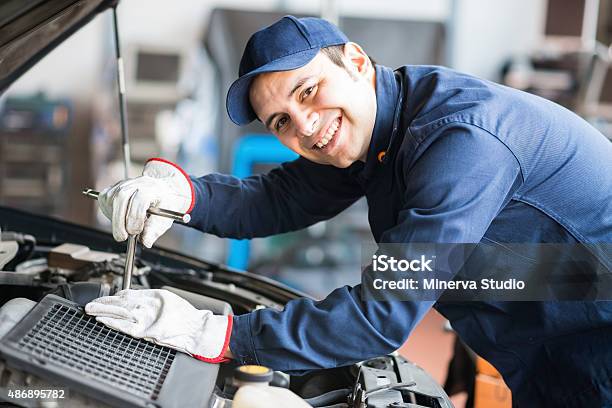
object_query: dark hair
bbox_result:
[320,44,377,70]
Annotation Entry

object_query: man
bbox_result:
[86,16,612,406]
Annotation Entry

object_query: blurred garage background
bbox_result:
[0,1,610,406]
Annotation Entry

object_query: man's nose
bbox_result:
[294,111,319,138]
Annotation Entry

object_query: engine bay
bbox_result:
[0,207,452,408]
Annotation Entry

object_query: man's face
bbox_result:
[249,46,377,168]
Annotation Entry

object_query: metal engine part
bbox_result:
[0,298,113,407]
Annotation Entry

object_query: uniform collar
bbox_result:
[350,64,402,180]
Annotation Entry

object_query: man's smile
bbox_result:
[310,115,343,153]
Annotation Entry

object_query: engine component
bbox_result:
[48,243,118,270]
[14,258,47,276]
[233,365,274,385]
[349,356,452,408]
[222,365,274,398]
[1,231,36,270]
[0,359,114,408]
[0,294,219,408]
[233,384,312,408]
[50,282,111,306]
[211,366,310,408]
[0,241,18,270]
[0,298,35,339]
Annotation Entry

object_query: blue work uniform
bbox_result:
[188,65,612,406]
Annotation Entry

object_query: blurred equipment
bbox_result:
[95,41,190,172]
[0,93,72,217]
[473,357,512,408]
[122,44,189,162]
[444,337,476,407]
[125,45,187,103]
[544,0,593,41]
[502,0,612,139]
[501,47,609,110]
[227,135,297,270]
[444,338,512,408]
[581,49,612,138]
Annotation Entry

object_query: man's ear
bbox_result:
[343,42,371,77]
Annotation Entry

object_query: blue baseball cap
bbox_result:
[226,15,348,126]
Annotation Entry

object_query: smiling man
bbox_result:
[248,43,377,168]
[88,16,612,406]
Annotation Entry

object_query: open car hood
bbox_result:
[0,0,116,94]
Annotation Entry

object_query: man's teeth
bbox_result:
[316,118,340,149]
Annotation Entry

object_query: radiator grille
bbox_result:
[17,303,175,400]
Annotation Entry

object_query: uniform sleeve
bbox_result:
[229,125,523,372]
[187,157,363,238]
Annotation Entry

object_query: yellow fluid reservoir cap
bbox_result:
[235,365,273,383]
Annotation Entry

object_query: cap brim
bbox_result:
[226,47,320,126]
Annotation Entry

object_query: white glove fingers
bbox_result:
[85,302,135,322]
[126,191,154,236]
[140,216,174,248]
[98,184,117,220]
[87,291,131,305]
[86,290,139,311]
[111,187,138,242]
[144,337,191,355]
[99,160,192,246]
[112,289,129,297]
[95,316,138,335]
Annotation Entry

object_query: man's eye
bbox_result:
[275,116,289,131]
[301,85,316,101]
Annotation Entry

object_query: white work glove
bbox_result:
[85,289,232,363]
[99,158,194,248]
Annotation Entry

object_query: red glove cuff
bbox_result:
[193,315,233,364]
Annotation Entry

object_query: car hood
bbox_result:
[0,0,116,95]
